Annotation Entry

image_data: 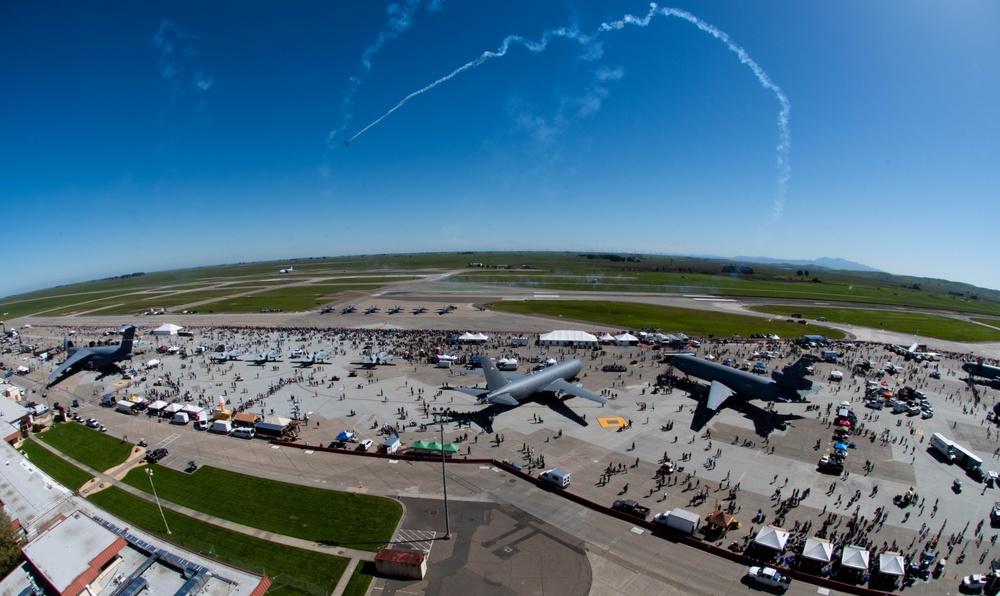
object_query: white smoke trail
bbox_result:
[330,0,424,142]
[346,3,791,219]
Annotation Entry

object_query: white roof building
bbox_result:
[538,330,599,347]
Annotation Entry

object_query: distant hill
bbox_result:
[730,256,880,272]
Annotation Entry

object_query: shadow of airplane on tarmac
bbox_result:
[687,384,803,436]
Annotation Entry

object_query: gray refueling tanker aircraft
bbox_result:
[49,325,138,382]
[451,355,607,407]
[665,353,817,411]
[963,359,1000,381]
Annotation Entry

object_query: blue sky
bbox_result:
[2,1,999,296]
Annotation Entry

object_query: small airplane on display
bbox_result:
[278,266,294,274]
[450,355,606,408]
[210,349,243,363]
[247,350,281,366]
[353,351,400,369]
[319,307,335,314]
[436,305,456,315]
[387,305,403,314]
[48,325,139,383]
[664,353,817,411]
[364,306,381,315]
[412,306,428,314]
[293,351,329,367]
[340,305,357,314]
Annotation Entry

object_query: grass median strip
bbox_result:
[20,438,94,490]
[121,465,401,551]
[37,423,134,472]
[86,486,348,591]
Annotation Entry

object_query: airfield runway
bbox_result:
[9,281,1000,595]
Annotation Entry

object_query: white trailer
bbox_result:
[539,468,571,488]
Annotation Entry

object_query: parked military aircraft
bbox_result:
[353,351,400,369]
[665,353,816,411]
[49,325,139,382]
[963,359,1000,381]
[293,351,328,367]
[319,307,335,314]
[279,266,294,273]
[436,305,456,315]
[340,305,357,314]
[247,350,281,366]
[387,305,403,314]
[364,306,380,315]
[412,306,428,314]
[890,342,941,361]
[450,355,606,408]
[210,349,243,363]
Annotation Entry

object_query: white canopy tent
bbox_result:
[801,537,834,563]
[152,323,183,336]
[841,545,870,571]
[598,333,616,344]
[538,330,599,348]
[878,552,906,576]
[754,525,790,551]
[457,332,489,343]
[614,333,639,346]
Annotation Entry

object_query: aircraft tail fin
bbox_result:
[120,326,136,355]
[479,355,510,392]
[772,355,814,391]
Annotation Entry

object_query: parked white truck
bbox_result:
[652,508,701,535]
[539,468,571,488]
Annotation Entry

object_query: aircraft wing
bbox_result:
[49,351,90,380]
[450,387,488,399]
[487,393,519,406]
[707,380,736,410]
[545,379,607,404]
[458,369,521,382]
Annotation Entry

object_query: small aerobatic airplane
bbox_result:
[364,305,380,315]
[412,306,428,314]
[49,325,139,383]
[340,305,357,314]
[387,305,403,314]
[665,353,816,411]
[210,349,243,363]
[293,351,328,367]
[436,305,456,315]
[247,350,281,366]
[450,355,606,408]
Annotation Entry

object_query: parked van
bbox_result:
[209,420,233,434]
[171,412,190,425]
[231,427,255,440]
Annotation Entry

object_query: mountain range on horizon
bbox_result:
[713,255,881,273]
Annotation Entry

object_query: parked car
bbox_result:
[85,418,100,428]
[145,448,169,463]
[748,566,791,591]
[962,574,986,591]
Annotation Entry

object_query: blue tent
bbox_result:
[336,430,355,441]
[834,442,849,451]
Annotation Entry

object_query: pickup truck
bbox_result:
[748,566,791,591]
[612,500,651,520]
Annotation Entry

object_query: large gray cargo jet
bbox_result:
[963,359,1000,381]
[666,353,816,411]
[451,355,607,407]
[49,325,138,383]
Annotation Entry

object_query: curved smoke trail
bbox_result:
[346,2,790,219]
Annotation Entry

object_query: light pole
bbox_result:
[439,422,451,540]
[146,468,170,535]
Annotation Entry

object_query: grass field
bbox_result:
[37,423,134,472]
[120,465,401,550]
[6,251,1000,319]
[748,306,1000,343]
[87,486,348,593]
[20,438,94,490]
[342,562,376,596]
[486,300,846,339]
